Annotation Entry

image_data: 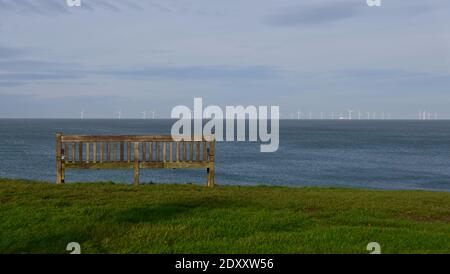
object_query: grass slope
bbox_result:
[1,178,450,254]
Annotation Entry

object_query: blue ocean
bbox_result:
[1,119,450,191]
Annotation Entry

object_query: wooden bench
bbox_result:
[55,133,215,186]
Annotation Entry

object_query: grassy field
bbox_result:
[1,178,450,254]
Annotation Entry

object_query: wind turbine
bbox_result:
[80,109,84,119]
[116,109,122,119]
[358,110,361,120]
[321,112,324,120]
[297,109,302,120]
[309,111,312,120]
[141,111,147,119]
[347,109,354,120]
[367,112,370,120]
[151,110,156,119]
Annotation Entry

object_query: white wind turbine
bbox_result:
[80,109,84,119]
[347,109,354,120]
[141,111,147,119]
[151,110,156,119]
[367,112,370,120]
[116,109,122,119]
[297,109,302,120]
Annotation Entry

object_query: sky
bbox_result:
[0,0,450,118]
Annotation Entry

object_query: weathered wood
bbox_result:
[156,141,160,162]
[149,142,153,162]
[163,142,166,162]
[142,142,147,162]
[113,143,117,162]
[85,142,90,163]
[65,161,209,169]
[99,142,103,163]
[127,142,131,163]
[64,143,69,164]
[106,143,111,162]
[120,142,124,162]
[71,143,75,163]
[62,135,212,142]
[56,133,62,184]
[196,142,200,162]
[203,142,207,161]
[58,134,216,186]
[133,142,139,185]
[207,141,215,187]
[78,142,83,163]
[93,142,97,163]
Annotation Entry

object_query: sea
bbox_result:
[1,119,450,191]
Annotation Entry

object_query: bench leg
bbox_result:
[56,133,63,184]
[61,164,65,183]
[207,167,215,187]
[133,166,139,185]
[133,142,139,185]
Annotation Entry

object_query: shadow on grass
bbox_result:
[117,197,239,224]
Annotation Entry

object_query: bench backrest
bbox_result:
[55,133,215,186]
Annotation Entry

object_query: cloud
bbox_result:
[0,56,278,88]
[97,65,278,80]
[0,0,142,15]
[265,1,364,27]
[0,45,23,59]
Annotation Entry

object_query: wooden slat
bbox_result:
[56,133,62,184]
[169,142,173,162]
[113,143,117,162]
[196,142,200,162]
[163,142,166,162]
[142,142,147,162]
[202,142,207,161]
[85,142,90,163]
[120,142,124,162]
[207,141,215,187]
[93,143,97,163]
[65,161,210,170]
[106,143,111,162]
[156,141,160,162]
[78,142,83,163]
[99,142,103,163]
[71,143,75,163]
[176,142,180,162]
[64,143,69,163]
[149,142,153,162]
[127,142,131,163]
[189,142,193,162]
[133,142,139,185]
[183,142,187,162]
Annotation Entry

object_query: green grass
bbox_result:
[1,178,450,254]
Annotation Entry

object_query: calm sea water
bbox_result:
[1,119,450,191]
